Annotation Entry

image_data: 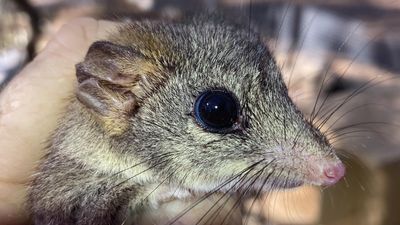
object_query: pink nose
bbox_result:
[322,163,346,186]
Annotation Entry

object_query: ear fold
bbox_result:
[75,41,165,135]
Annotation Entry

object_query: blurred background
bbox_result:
[1,0,400,224]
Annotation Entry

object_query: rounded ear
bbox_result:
[75,41,166,135]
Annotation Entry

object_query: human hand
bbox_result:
[0,18,117,225]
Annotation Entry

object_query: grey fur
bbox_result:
[28,17,342,225]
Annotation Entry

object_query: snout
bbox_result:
[307,161,346,186]
[321,162,346,186]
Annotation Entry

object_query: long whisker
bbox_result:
[309,22,362,123]
[104,152,175,180]
[199,165,265,225]
[272,1,293,52]
[328,121,399,134]
[243,162,276,225]
[312,31,393,128]
[140,168,179,204]
[164,160,264,225]
[109,156,176,191]
[287,8,318,90]
[204,160,275,225]
[218,167,266,225]
[315,77,379,129]
[315,76,399,130]
[322,103,387,133]
[193,172,251,225]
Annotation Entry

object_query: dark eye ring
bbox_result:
[193,89,241,133]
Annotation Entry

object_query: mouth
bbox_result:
[217,176,305,194]
[272,180,304,189]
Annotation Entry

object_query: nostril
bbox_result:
[323,163,346,185]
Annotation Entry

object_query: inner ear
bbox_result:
[76,41,141,85]
[75,40,162,135]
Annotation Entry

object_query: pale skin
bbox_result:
[0,18,117,225]
[0,18,242,225]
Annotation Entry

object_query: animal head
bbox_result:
[75,18,345,193]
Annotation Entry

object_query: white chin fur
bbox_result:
[126,185,243,225]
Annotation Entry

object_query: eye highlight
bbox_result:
[194,89,240,133]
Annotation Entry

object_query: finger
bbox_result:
[37,17,118,62]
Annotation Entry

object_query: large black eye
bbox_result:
[194,90,240,133]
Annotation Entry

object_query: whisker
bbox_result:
[140,168,179,204]
[310,21,362,124]
[104,152,175,180]
[109,156,175,191]
[164,160,264,225]
[312,32,383,123]
[287,8,318,90]
[329,129,380,139]
[272,1,293,52]
[329,121,399,134]
[312,33,397,129]
[323,103,387,133]
[199,166,264,225]
[204,160,275,225]
[217,168,265,225]
[243,161,276,225]
[193,171,251,225]
[315,76,399,130]
[315,77,380,129]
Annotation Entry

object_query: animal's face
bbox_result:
[76,19,345,193]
